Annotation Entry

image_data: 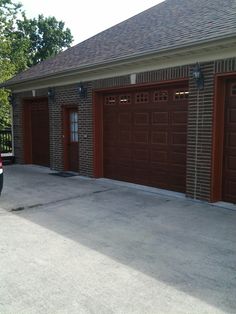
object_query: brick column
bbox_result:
[78,82,94,177]
[186,62,214,201]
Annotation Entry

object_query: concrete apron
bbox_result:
[1,164,236,212]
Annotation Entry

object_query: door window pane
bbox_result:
[70,112,78,142]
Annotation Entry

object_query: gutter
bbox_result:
[1,32,236,89]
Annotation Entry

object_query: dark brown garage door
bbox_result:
[103,86,188,193]
[24,98,50,167]
[222,80,236,203]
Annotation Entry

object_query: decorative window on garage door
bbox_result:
[174,90,189,100]
[119,95,131,104]
[154,90,168,102]
[105,95,116,105]
[231,84,236,96]
[135,92,149,104]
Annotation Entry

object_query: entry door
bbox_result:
[24,98,50,167]
[66,108,79,172]
[222,80,236,203]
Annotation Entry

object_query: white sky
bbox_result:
[19,0,164,44]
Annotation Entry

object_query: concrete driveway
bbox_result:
[0,165,236,314]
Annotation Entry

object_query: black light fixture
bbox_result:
[8,93,16,106]
[193,62,204,90]
[78,83,87,98]
[48,87,55,101]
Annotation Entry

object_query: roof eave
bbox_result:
[2,33,236,91]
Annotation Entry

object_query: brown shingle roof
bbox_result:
[5,0,236,86]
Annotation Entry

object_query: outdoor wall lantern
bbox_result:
[193,62,204,90]
[48,87,55,101]
[8,93,16,107]
[78,83,87,98]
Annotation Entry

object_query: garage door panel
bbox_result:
[104,136,116,145]
[104,123,116,133]
[104,116,117,125]
[133,149,149,162]
[226,179,236,193]
[117,150,133,163]
[118,112,132,124]
[170,180,186,193]
[149,172,169,189]
[115,165,134,181]
[227,108,236,123]
[226,132,236,147]
[134,112,149,125]
[223,179,236,200]
[119,130,132,143]
[115,158,133,166]
[150,150,168,164]
[171,111,188,124]
[169,152,186,165]
[133,167,150,178]
[151,132,168,145]
[225,155,236,172]
[170,146,186,155]
[133,131,149,144]
[171,132,187,145]
[169,166,186,179]
[171,173,186,182]
[104,160,118,168]
[104,166,118,179]
[152,112,168,124]
[103,147,117,159]
[104,164,133,179]
[103,85,188,192]
[104,124,117,133]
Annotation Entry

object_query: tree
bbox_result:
[0,0,73,129]
[0,0,28,129]
[16,14,73,67]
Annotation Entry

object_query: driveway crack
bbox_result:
[9,188,115,212]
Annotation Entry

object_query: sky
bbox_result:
[18,0,164,44]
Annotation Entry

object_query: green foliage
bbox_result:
[0,0,26,129]
[16,14,73,67]
[0,0,73,130]
[0,0,27,78]
[0,89,11,129]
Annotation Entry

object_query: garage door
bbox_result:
[103,85,188,193]
[222,80,236,203]
[28,99,50,167]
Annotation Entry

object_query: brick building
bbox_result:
[2,0,236,203]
